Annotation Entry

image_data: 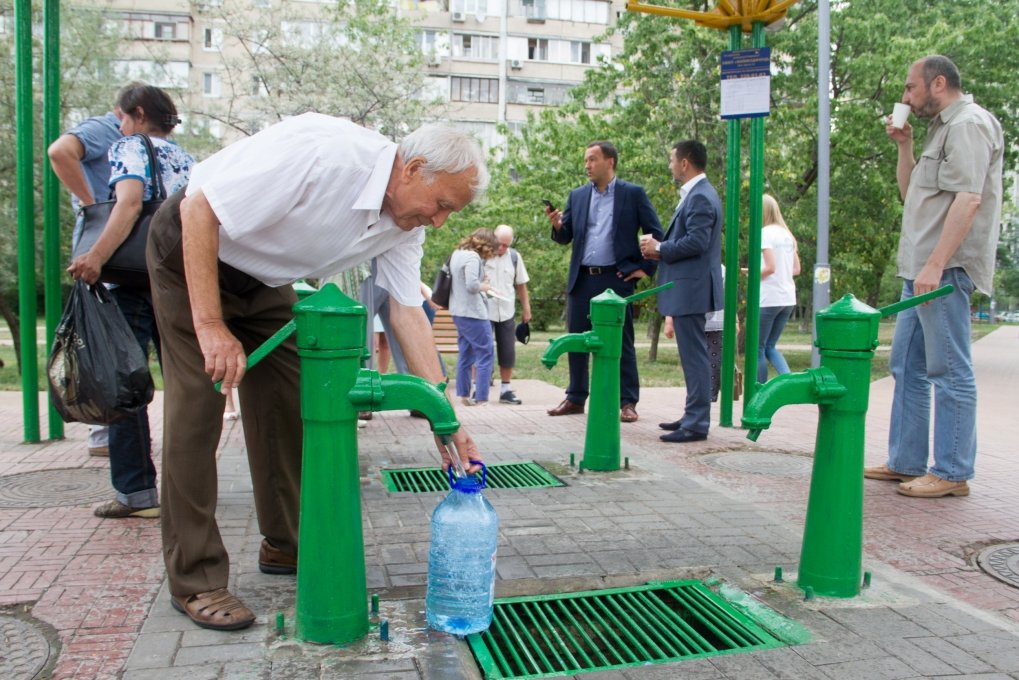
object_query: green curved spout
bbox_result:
[741,367,846,441]
[348,370,459,435]
[541,331,602,369]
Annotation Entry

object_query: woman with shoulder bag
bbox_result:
[449,228,500,406]
[67,83,194,519]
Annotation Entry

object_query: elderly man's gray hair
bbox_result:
[399,124,490,199]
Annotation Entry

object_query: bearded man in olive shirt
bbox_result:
[865,55,1003,498]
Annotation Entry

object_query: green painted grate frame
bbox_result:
[380,461,565,493]
[467,580,785,679]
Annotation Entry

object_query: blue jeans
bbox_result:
[758,305,794,383]
[887,268,977,481]
[453,316,493,402]
[108,286,161,508]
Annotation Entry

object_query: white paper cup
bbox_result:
[890,102,911,129]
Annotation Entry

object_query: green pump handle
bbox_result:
[213,318,297,392]
[878,285,954,318]
[623,281,675,305]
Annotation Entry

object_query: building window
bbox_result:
[203,27,223,50]
[253,0,271,7]
[419,29,437,54]
[252,76,268,96]
[154,22,176,40]
[526,87,545,104]
[451,0,489,14]
[452,33,498,60]
[202,72,221,97]
[520,0,546,20]
[527,38,548,61]
[526,0,609,23]
[570,40,591,64]
[450,76,498,103]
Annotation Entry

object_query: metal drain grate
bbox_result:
[467,580,783,679]
[381,461,564,493]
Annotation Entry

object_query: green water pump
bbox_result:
[542,282,673,472]
[243,283,460,644]
[741,285,953,597]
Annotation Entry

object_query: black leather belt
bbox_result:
[582,266,615,275]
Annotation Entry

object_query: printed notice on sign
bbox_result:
[720,48,771,119]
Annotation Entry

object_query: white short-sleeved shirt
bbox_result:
[760,224,797,308]
[484,248,529,322]
[185,113,425,306]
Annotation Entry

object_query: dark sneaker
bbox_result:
[93,499,160,518]
[499,390,522,405]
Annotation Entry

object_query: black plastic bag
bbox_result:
[47,280,154,424]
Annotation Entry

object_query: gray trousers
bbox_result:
[674,313,711,434]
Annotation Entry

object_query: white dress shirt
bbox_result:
[676,172,706,210]
[186,112,425,306]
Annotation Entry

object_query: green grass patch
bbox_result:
[1,320,1001,392]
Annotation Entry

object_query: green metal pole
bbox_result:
[15,0,40,443]
[43,0,63,440]
[719,24,742,428]
[742,21,766,408]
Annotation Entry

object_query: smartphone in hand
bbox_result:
[542,199,556,212]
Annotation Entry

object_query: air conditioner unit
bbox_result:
[452,11,466,22]
[428,56,442,67]
[510,59,523,70]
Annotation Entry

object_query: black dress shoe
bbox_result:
[660,429,707,443]
[659,419,683,431]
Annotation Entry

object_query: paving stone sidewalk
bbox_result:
[1,327,1018,679]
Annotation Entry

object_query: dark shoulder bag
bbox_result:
[430,256,453,309]
[73,133,166,288]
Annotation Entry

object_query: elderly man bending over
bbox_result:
[146,113,489,631]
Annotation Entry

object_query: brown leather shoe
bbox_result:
[898,473,970,498]
[620,403,638,423]
[547,399,584,416]
[259,539,297,575]
[171,588,255,631]
[863,464,917,482]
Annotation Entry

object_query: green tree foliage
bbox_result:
[193,0,439,139]
[0,2,125,365]
[440,0,1018,331]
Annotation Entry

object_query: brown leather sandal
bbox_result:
[171,588,256,631]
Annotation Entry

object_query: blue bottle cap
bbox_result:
[451,474,483,494]
[447,460,487,493]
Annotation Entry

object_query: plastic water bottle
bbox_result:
[426,462,499,636]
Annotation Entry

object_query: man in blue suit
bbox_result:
[641,140,723,442]
[545,141,664,422]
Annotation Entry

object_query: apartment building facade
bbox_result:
[101,0,625,146]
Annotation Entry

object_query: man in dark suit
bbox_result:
[545,141,664,422]
[641,140,723,442]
